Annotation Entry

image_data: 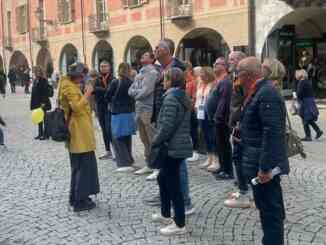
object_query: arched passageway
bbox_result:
[124,36,152,71]
[59,44,79,74]
[9,51,29,86]
[92,40,113,72]
[36,48,53,78]
[176,28,230,67]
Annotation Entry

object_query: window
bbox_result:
[16,5,28,34]
[57,0,75,24]
[122,0,148,8]
[96,0,107,23]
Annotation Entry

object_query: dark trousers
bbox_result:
[112,135,134,167]
[24,83,30,94]
[158,156,185,227]
[190,111,199,151]
[216,124,233,175]
[303,120,322,138]
[199,117,216,153]
[10,83,15,93]
[69,151,100,203]
[38,122,44,137]
[97,107,111,152]
[252,176,285,245]
[233,141,248,193]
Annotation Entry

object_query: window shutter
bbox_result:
[57,0,64,23]
[70,0,75,22]
[15,7,20,33]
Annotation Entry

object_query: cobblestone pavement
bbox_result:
[1,88,326,245]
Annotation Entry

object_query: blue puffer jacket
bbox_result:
[240,80,290,180]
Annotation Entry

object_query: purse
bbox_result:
[286,110,306,159]
[148,106,186,169]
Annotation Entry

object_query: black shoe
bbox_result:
[316,131,323,140]
[301,137,312,142]
[144,195,161,207]
[211,168,223,176]
[73,199,96,212]
[39,136,47,141]
[34,135,41,140]
[215,171,234,180]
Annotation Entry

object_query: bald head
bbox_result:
[237,57,262,90]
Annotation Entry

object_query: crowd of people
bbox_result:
[0,38,324,244]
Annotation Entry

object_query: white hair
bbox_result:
[295,69,308,80]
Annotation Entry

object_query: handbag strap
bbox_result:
[285,106,293,131]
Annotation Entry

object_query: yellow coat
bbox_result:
[58,77,96,153]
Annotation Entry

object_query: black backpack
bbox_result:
[50,108,70,142]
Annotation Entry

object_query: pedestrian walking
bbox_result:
[151,67,192,236]
[8,67,16,94]
[223,51,251,208]
[93,60,115,160]
[295,69,323,141]
[30,66,52,140]
[184,62,200,162]
[195,66,218,171]
[59,62,100,212]
[0,69,7,98]
[238,57,289,245]
[128,52,159,178]
[106,63,136,172]
[207,57,233,178]
[0,115,6,148]
[23,68,31,94]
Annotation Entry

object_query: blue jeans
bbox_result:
[180,160,192,208]
[0,127,4,145]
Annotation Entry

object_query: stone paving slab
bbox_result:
[1,89,326,245]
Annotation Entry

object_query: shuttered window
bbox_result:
[96,0,107,23]
[57,0,75,24]
[122,0,149,8]
[16,5,27,34]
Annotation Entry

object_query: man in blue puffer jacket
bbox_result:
[237,57,289,245]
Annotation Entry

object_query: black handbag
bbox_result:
[50,81,71,142]
[148,106,186,169]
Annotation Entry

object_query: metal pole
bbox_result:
[1,0,7,73]
[80,0,87,64]
[27,0,34,68]
[248,0,256,56]
[159,0,163,40]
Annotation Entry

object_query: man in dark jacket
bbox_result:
[0,69,6,98]
[8,67,16,94]
[206,57,233,180]
[223,51,252,209]
[238,57,289,245]
[93,60,114,160]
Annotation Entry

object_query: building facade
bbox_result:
[0,0,249,76]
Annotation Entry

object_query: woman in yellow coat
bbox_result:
[59,63,100,212]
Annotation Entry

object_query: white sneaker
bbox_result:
[134,166,153,175]
[224,192,253,209]
[199,158,211,169]
[151,213,173,225]
[187,152,199,162]
[160,222,187,236]
[146,170,160,181]
[207,161,220,172]
[115,167,135,173]
[185,206,196,216]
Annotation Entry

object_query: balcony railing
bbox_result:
[31,26,48,44]
[167,1,192,20]
[4,36,13,50]
[88,14,109,36]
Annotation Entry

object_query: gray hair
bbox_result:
[164,67,185,88]
[262,58,286,81]
[295,69,308,80]
[238,57,262,77]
